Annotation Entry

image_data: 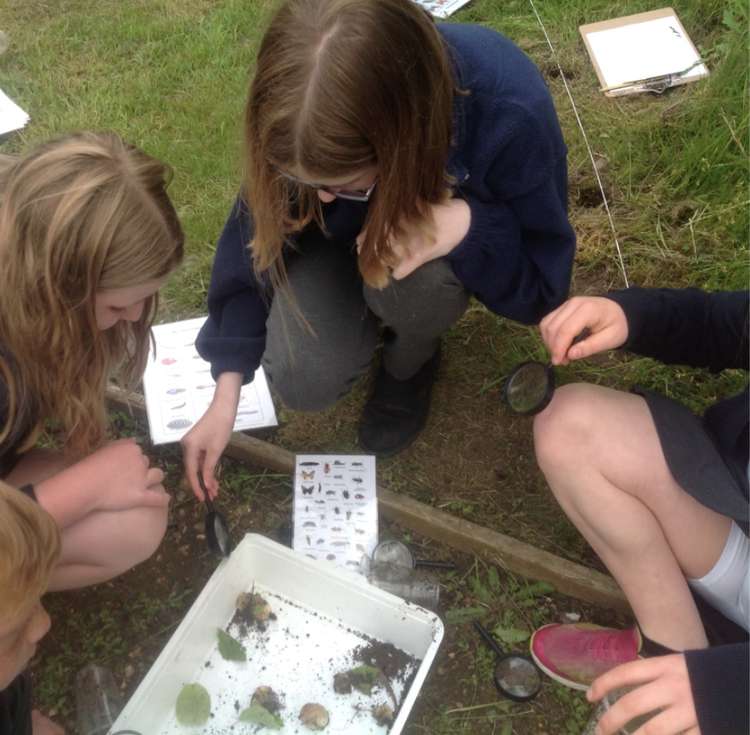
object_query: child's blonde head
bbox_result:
[0,482,60,620]
[0,132,184,456]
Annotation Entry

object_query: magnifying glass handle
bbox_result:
[197,472,215,512]
[473,621,506,658]
[415,559,457,571]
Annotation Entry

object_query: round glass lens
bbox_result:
[505,362,552,414]
[372,540,415,569]
[494,656,542,700]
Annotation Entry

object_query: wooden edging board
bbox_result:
[107,385,629,612]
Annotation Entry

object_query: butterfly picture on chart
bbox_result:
[301,469,315,480]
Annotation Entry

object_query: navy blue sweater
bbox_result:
[197,24,575,380]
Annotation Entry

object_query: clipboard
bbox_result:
[580,8,709,97]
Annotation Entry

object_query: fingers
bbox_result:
[181,439,204,501]
[589,657,663,701]
[146,466,165,487]
[594,682,666,735]
[201,448,221,500]
[138,486,171,508]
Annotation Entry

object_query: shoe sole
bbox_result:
[529,624,643,692]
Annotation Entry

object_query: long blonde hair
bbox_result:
[245,0,454,290]
[0,132,184,457]
[0,481,61,619]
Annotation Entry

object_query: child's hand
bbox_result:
[587,655,700,735]
[181,371,243,501]
[540,296,628,365]
[35,439,168,526]
[32,710,65,734]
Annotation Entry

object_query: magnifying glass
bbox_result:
[372,539,457,571]
[503,329,590,416]
[197,472,233,558]
[474,621,542,701]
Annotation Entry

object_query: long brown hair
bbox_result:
[0,132,184,456]
[245,0,454,290]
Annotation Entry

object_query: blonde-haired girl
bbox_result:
[0,131,184,591]
[0,481,62,734]
[183,0,575,497]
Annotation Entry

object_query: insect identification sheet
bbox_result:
[293,455,378,571]
[143,317,278,445]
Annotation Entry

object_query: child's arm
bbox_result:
[32,439,168,529]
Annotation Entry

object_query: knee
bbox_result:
[118,504,168,569]
[266,358,366,412]
[364,260,468,332]
[533,383,599,476]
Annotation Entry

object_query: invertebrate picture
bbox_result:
[342,490,350,499]
[299,461,319,466]
[166,418,193,430]
[301,469,315,480]
[301,485,314,496]
[352,477,363,484]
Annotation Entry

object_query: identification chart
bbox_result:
[143,317,277,445]
[293,455,378,571]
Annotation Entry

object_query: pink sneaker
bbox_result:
[530,623,641,690]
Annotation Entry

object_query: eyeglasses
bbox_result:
[277,169,377,202]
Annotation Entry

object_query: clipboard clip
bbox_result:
[600,58,705,95]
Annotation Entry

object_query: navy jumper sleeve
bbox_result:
[606,288,749,371]
[685,643,749,734]
[195,197,269,383]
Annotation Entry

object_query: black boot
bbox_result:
[358,347,441,457]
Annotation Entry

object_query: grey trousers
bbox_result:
[262,230,469,411]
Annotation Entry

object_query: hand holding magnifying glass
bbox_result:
[503,329,591,415]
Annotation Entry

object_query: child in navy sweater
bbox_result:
[183,0,575,499]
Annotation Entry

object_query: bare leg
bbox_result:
[5,448,168,590]
[533,383,732,651]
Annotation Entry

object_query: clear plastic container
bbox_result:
[75,665,123,735]
[582,686,660,734]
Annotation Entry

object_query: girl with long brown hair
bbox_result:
[183,0,575,498]
[0,131,184,591]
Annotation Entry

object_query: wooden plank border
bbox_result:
[107,386,629,612]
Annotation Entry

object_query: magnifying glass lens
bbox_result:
[211,515,232,557]
[494,656,542,700]
[372,540,415,568]
[505,362,552,414]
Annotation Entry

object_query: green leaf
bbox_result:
[175,683,211,726]
[238,702,283,729]
[444,606,485,625]
[217,628,247,662]
[348,664,381,695]
[492,625,530,645]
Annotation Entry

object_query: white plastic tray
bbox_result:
[111,534,443,734]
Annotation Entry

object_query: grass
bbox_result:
[2,0,747,732]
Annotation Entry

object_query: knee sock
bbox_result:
[688,521,750,633]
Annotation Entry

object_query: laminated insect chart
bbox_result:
[293,455,378,571]
[143,317,278,445]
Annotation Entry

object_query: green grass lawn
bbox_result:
[2,0,748,732]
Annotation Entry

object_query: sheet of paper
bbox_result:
[586,15,706,87]
[293,454,378,572]
[142,316,277,445]
[413,0,472,19]
[0,88,29,136]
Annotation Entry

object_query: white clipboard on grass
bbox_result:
[580,8,709,97]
